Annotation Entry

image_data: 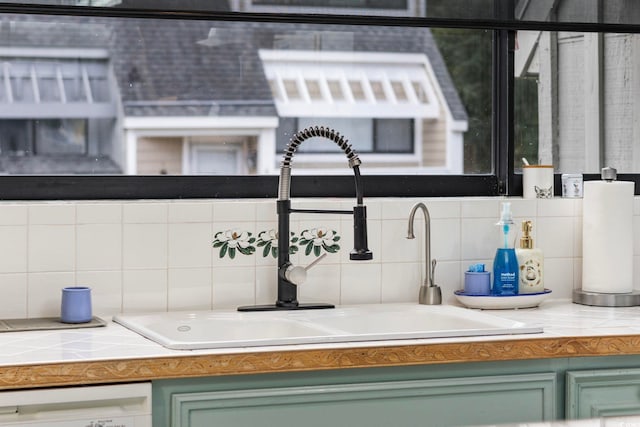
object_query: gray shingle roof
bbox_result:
[0,14,467,121]
[110,19,467,121]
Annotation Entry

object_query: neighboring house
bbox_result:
[515,0,640,173]
[0,17,122,174]
[0,8,468,175]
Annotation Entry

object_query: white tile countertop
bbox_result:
[1,299,640,367]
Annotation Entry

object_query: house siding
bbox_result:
[137,137,183,175]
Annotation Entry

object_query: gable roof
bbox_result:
[0,14,467,122]
[110,19,467,121]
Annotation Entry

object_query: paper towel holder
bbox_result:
[573,290,640,307]
[573,166,640,307]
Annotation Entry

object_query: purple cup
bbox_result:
[464,271,491,295]
[61,286,92,323]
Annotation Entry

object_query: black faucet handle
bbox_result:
[350,205,373,261]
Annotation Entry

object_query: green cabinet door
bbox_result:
[567,368,640,419]
[159,373,555,427]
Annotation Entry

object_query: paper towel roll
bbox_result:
[582,180,634,293]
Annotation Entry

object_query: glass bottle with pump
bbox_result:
[492,202,519,295]
[516,220,545,294]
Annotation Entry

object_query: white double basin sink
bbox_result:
[113,304,542,350]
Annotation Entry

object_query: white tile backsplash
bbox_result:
[168,202,212,223]
[543,258,574,300]
[75,270,122,318]
[76,203,122,224]
[168,267,212,311]
[213,200,256,222]
[0,205,27,225]
[28,225,75,272]
[537,216,575,258]
[340,263,381,304]
[122,223,168,269]
[381,262,421,303]
[0,273,27,318]
[76,224,122,271]
[0,196,626,318]
[214,269,256,308]
[299,263,341,304]
[0,226,27,273]
[461,217,498,259]
[461,198,500,218]
[29,204,76,225]
[168,223,213,268]
[123,202,168,224]
[122,269,167,312]
[381,219,421,263]
[28,271,75,317]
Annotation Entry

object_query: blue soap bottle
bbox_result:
[492,202,519,295]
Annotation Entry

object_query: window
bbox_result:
[0,52,119,175]
[514,29,640,177]
[0,119,88,157]
[276,117,414,154]
[1,1,638,199]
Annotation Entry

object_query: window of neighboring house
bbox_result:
[0,54,119,174]
[276,117,413,154]
[0,119,87,156]
[189,144,249,175]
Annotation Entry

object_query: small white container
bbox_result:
[522,165,554,199]
[561,173,583,198]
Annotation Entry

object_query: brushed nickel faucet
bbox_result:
[407,202,442,305]
[238,126,373,311]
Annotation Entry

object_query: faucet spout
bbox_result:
[407,203,432,287]
[407,202,442,305]
[238,126,373,312]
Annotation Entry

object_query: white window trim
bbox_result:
[235,0,419,17]
[0,51,115,118]
[260,50,441,119]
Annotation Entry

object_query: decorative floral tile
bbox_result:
[256,229,299,258]
[213,227,340,260]
[299,227,340,257]
[212,229,256,259]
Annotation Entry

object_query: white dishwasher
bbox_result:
[0,382,152,426]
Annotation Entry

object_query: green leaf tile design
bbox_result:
[299,228,340,257]
[212,230,256,259]
[214,227,338,260]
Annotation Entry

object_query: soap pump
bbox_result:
[516,220,544,294]
[492,202,519,295]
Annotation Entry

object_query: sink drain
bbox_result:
[177,325,191,332]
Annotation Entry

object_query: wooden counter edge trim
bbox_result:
[1,334,640,390]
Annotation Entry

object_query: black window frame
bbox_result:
[0,3,637,200]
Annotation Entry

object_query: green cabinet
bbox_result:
[567,368,640,419]
[154,363,557,427]
[153,355,640,427]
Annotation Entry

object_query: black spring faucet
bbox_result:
[238,126,373,312]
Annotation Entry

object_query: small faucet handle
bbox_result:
[285,253,328,286]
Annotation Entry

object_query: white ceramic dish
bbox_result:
[454,289,552,310]
[113,303,543,350]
